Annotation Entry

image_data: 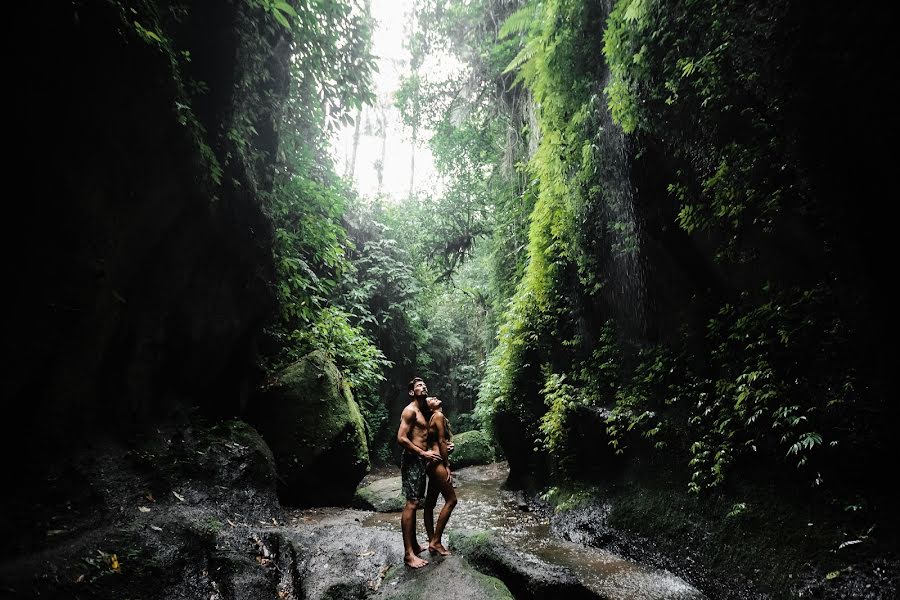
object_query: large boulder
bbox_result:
[451,430,496,468]
[250,351,369,505]
[288,517,514,600]
[354,475,405,512]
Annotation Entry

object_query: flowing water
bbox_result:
[363,462,704,599]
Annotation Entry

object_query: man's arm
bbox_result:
[436,417,451,464]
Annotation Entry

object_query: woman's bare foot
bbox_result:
[413,542,428,554]
[428,542,451,556]
[405,553,429,568]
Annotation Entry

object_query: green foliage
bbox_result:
[258,0,392,454]
[253,0,299,29]
[603,0,802,261]
[250,0,885,518]
[539,484,600,512]
[605,344,678,454]
[338,197,495,458]
[475,0,617,469]
[110,0,225,187]
[471,0,874,502]
[452,411,481,434]
[685,284,855,492]
[387,1,536,453]
[537,369,581,473]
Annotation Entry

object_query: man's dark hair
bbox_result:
[408,377,424,392]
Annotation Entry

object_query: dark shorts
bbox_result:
[401,451,428,502]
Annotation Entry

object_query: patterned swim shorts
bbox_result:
[401,450,428,502]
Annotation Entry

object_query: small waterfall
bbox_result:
[588,1,647,342]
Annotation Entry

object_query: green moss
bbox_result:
[448,530,492,556]
[266,350,369,471]
[379,556,514,600]
[353,485,404,512]
[539,484,601,512]
[469,570,516,599]
[451,430,495,468]
[202,517,224,534]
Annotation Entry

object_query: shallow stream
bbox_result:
[363,462,704,599]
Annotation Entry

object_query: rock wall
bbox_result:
[6,1,287,489]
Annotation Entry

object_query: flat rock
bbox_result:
[354,476,405,512]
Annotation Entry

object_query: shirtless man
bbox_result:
[397,377,442,568]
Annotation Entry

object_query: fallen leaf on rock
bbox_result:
[226,519,236,528]
[172,491,185,502]
[356,551,375,557]
[47,529,66,536]
[74,574,85,583]
[146,493,155,502]
[138,506,151,513]
[109,553,121,573]
[150,525,163,532]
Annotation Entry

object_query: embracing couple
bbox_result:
[396,377,458,568]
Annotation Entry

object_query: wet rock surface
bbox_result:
[549,501,740,600]
[286,508,516,599]
[449,529,602,599]
[13,449,883,600]
[364,462,704,599]
[0,446,569,600]
[548,494,899,600]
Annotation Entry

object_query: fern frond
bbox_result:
[503,37,540,75]
[499,2,541,39]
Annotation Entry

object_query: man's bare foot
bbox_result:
[405,554,429,568]
[428,543,451,556]
[413,542,428,554]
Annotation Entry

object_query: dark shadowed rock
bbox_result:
[289,521,402,599]
[250,351,370,505]
[0,422,289,599]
